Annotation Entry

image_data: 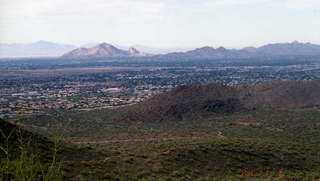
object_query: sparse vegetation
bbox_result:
[2,80,320,180]
[0,119,63,181]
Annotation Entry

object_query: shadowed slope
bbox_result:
[241,80,320,109]
[121,80,320,121]
[0,119,53,157]
[122,83,241,121]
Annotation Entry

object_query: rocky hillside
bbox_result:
[61,43,145,59]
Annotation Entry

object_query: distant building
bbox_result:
[101,88,121,93]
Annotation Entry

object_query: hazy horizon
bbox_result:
[1,0,320,48]
[1,39,318,50]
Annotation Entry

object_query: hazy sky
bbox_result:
[1,0,320,48]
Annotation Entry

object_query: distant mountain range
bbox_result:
[0,41,186,58]
[0,41,76,57]
[244,41,320,56]
[156,46,249,59]
[1,40,320,59]
[61,43,146,59]
[155,41,320,60]
[62,41,320,60]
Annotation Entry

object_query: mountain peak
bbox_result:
[96,42,114,48]
[292,40,300,44]
[128,47,139,54]
[198,46,214,50]
[61,43,147,59]
[217,46,227,51]
[33,40,56,46]
[128,47,139,52]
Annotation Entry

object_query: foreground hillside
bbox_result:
[61,138,320,181]
[0,119,107,181]
[2,118,320,181]
[7,79,320,180]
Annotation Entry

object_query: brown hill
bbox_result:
[121,79,320,121]
[61,43,145,59]
[241,80,320,109]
